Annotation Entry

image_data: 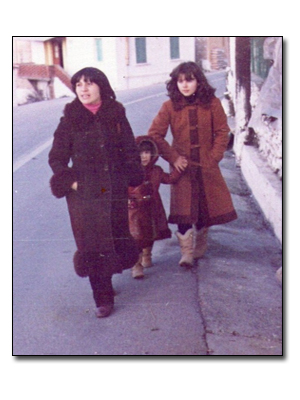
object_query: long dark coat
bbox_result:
[48,98,144,276]
[128,136,181,249]
[148,97,237,226]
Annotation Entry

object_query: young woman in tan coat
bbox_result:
[148,62,237,267]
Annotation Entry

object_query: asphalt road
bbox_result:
[13,72,282,356]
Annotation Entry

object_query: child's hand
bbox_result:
[174,156,188,172]
[71,181,78,190]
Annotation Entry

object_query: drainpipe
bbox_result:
[125,37,130,66]
[124,37,130,89]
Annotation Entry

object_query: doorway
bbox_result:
[51,37,64,68]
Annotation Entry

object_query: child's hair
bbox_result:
[139,140,156,157]
[166,61,216,107]
[71,67,116,103]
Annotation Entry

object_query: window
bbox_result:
[95,38,103,61]
[170,37,180,59]
[135,37,147,63]
[251,37,272,79]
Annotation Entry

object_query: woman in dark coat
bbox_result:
[148,62,237,268]
[48,67,143,318]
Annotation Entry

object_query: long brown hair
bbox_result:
[167,62,216,107]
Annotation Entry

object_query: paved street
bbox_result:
[13,73,282,355]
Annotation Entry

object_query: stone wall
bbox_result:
[224,37,282,244]
[248,38,282,179]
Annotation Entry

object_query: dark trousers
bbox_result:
[89,270,114,307]
[178,221,205,235]
[178,166,209,235]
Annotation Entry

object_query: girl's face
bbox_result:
[140,150,152,166]
[177,73,198,97]
[75,76,101,105]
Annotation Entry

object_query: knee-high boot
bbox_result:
[193,226,208,260]
[131,252,144,279]
[142,245,153,268]
[175,228,194,267]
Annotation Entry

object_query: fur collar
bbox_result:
[172,96,212,111]
[63,97,125,131]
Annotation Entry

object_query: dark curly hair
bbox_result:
[166,61,216,108]
[71,67,116,103]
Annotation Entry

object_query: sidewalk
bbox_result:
[195,149,282,355]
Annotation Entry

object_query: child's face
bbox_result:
[177,73,198,97]
[140,150,152,166]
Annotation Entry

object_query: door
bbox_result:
[51,38,64,67]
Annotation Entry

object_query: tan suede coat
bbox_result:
[148,97,237,226]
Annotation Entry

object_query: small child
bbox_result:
[128,136,181,279]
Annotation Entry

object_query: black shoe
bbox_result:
[95,304,114,318]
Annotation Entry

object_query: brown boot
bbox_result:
[131,253,144,279]
[193,226,208,259]
[142,246,153,268]
[175,228,194,267]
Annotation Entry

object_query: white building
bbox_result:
[60,36,195,90]
[13,37,195,104]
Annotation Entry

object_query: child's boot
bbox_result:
[142,246,153,268]
[193,226,208,260]
[131,253,144,279]
[175,228,194,267]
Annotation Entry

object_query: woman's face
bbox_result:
[177,73,198,97]
[75,76,101,105]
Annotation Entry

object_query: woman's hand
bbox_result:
[173,156,188,172]
[71,181,78,190]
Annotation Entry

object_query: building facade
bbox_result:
[13,36,195,105]
[62,36,195,90]
[195,37,230,71]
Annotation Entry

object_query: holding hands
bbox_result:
[173,155,188,172]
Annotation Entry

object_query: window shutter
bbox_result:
[170,37,180,59]
[96,38,103,61]
[135,37,147,63]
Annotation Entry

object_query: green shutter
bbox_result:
[170,37,180,59]
[96,39,103,61]
[251,37,272,79]
[135,37,147,63]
